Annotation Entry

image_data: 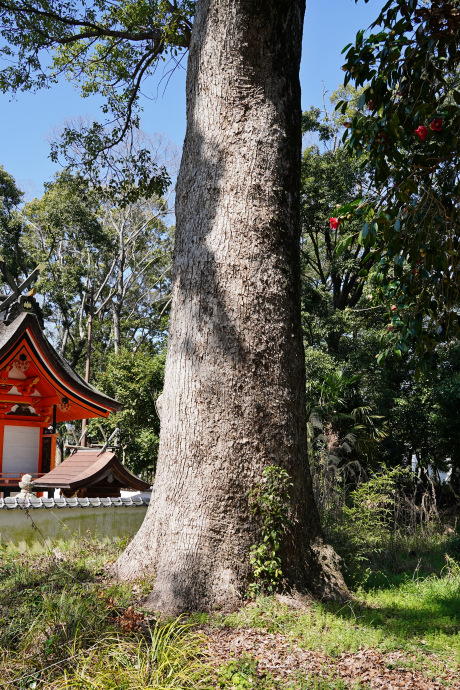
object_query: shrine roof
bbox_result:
[34,449,151,492]
[0,312,121,421]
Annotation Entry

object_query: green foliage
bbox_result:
[307,361,389,519]
[339,0,460,369]
[0,165,172,477]
[0,1,195,199]
[0,164,26,280]
[362,339,460,481]
[21,170,173,366]
[300,96,460,485]
[317,462,444,587]
[217,656,258,688]
[223,552,460,664]
[59,619,208,688]
[88,347,165,477]
[301,102,375,343]
[23,171,109,361]
[248,466,293,595]
[331,467,409,581]
[301,104,388,483]
[3,535,460,688]
[309,369,387,457]
[1,166,175,371]
[0,538,210,689]
[446,530,460,560]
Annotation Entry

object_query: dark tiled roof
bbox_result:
[34,449,151,492]
[0,313,121,412]
[0,495,150,509]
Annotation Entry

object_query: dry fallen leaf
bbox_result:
[202,626,459,689]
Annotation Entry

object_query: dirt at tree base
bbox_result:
[204,627,459,689]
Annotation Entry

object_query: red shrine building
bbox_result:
[0,311,148,498]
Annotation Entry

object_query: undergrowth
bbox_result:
[2,512,460,688]
[0,537,210,689]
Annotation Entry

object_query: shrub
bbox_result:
[248,466,293,595]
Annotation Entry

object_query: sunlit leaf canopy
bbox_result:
[0,0,195,201]
[338,0,460,371]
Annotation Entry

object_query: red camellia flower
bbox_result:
[387,325,393,332]
[329,217,340,230]
[415,125,428,141]
[390,305,397,312]
[430,118,442,132]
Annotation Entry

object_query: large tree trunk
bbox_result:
[113,0,347,613]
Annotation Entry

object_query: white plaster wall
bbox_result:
[0,505,147,547]
[2,426,40,476]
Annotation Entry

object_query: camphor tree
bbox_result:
[0,0,347,612]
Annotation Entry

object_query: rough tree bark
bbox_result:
[113,0,347,613]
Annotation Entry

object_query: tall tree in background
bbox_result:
[88,348,165,479]
[300,104,388,489]
[22,172,172,364]
[23,172,107,364]
[0,164,25,278]
[0,163,171,476]
[0,0,347,611]
[299,94,460,489]
[96,195,172,354]
[301,103,375,354]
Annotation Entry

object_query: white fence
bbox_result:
[0,496,149,548]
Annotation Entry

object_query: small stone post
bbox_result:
[18,474,36,498]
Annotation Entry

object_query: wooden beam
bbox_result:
[0,419,50,427]
[50,435,57,471]
[0,394,60,405]
[0,376,38,387]
[0,423,4,477]
[38,427,44,473]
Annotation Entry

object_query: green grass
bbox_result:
[1,532,460,688]
[217,562,460,659]
[206,537,460,686]
[0,537,211,689]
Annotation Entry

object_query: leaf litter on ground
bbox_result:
[203,625,459,689]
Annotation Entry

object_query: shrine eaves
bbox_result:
[0,312,121,491]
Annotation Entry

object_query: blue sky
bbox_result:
[0,0,385,197]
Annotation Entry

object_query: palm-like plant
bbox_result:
[307,370,388,513]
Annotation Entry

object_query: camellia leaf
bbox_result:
[338,0,460,365]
